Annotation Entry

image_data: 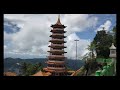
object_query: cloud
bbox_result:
[65,33,90,59]
[4,14,97,59]
[62,14,98,35]
[95,20,112,32]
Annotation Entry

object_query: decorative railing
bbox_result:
[48,50,65,52]
[51,43,64,45]
[48,55,66,59]
[51,38,64,41]
[96,58,112,64]
[51,34,64,36]
[52,28,64,30]
[47,66,66,70]
[50,44,66,47]
[47,60,65,63]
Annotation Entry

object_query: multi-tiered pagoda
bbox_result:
[44,15,67,76]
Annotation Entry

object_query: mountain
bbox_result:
[4,57,85,74]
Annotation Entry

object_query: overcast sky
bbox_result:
[4,14,116,59]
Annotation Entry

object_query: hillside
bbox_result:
[4,57,85,74]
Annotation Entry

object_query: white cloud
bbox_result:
[95,20,112,32]
[4,45,7,50]
[65,33,90,59]
[62,14,98,35]
[4,32,13,41]
[4,14,97,59]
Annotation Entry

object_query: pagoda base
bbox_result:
[43,68,67,76]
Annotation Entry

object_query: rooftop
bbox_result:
[55,14,62,25]
[4,72,17,76]
[110,43,116,49]
[32,71,51,76]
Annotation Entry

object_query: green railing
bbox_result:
[95,58,115,76]
[96,58,112,64]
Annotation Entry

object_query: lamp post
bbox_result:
[74,39,79,60]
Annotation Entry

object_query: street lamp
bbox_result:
[74,39,79,60]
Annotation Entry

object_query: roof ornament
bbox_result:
[56,14,62,25]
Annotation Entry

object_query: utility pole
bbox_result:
[74,39,79,60]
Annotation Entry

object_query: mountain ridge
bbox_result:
[4,57,85,74]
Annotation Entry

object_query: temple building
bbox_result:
[44,15,67,76]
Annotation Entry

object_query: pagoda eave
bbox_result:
[50,35,66,38]
[49,40,66,43]
[47,50,67,53]
[48,45,67,48]
[50,30,67,33]
[51,24,66,28]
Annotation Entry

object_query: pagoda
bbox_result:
[44,15,67,76]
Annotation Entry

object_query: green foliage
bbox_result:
[79,26,116,76]
[92,28,114,58]
[20,62,43,76]
[95,61,115,76]
[84,58,99,75]
[87,42,96,59]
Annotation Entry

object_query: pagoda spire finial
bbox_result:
[56,14,62,25]
[58,14,60,19]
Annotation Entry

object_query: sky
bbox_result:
[4,14,116,59]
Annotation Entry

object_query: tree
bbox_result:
[20,62,43,76]
[20,62,27,75]
[87,42,96,59]
[92,29,113,58]
[112,26,116,46]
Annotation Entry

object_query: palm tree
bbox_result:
[85,43,97,75]
[87,42,96,59]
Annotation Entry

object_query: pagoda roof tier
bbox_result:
[50,30,67,33]
[46,60,65,64]
[48,50,67,54]
[50,34,66,38]
[51,24,66,28]
[48,45,67,49]
[49,39,66,43]
[48,55,66,59]
[43,68,66,73]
